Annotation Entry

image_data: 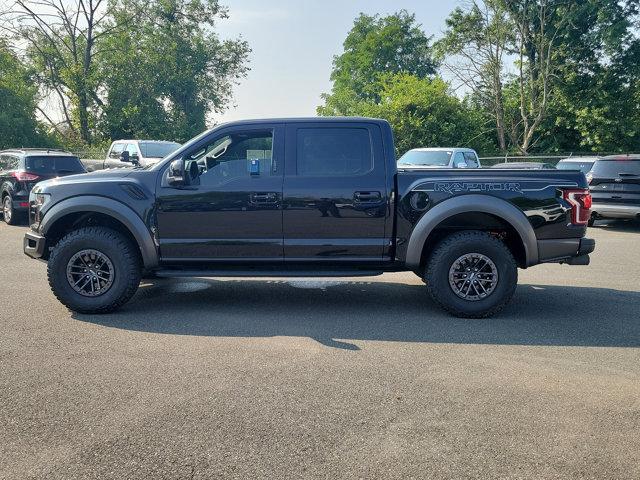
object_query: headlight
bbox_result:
[29,192,50,229]
[33,193,50,208]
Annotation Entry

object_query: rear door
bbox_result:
[282,122,390,263]
[590,159,640,207]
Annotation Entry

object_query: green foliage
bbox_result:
[319,10,437,116]
[0,40,53,149]
[98,0,250,143]
[535,0,640,153]
[353,74,496,155]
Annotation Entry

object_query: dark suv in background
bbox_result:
[0,149,86,225]
[588,154,640,225]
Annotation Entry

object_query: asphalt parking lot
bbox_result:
[1,221,639,479]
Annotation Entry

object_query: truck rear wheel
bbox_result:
[424,231,517,318]
[47,226,141,314]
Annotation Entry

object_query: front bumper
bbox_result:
[591,203,640,219]
[24,231,47,260]
[537,237,595,265]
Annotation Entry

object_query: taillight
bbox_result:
[11,171,40,182]
[562,189,592,225]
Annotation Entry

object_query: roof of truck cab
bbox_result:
[0,148,77,157]
[406,147,477,153]
[216,117,389,127]
[111,140,181,144]
[557,156,599,162]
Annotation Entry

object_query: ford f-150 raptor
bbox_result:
[23,118,595,318]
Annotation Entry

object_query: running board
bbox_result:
[155,269,385,278]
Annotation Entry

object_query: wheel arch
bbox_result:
[40,196,158,269]
[405,194,538,270]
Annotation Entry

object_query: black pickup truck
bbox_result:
[23,118,594,318]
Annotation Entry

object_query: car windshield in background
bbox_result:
[556,160,595,173]
[398,150,452,166]
[25,156,85,174]
[591,159,640,177]
[139,142,181,158]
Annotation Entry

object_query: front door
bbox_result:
[155,124,285,263]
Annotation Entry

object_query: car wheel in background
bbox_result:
[2,194,16,225]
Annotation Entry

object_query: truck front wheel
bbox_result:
[424,231,517,318]
[47,226,141,314]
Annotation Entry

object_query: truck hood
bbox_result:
[35,168,133,189]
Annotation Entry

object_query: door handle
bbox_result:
[354,191,382,202]
[250,192,278,203]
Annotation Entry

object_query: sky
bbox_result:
[213,0,460,124]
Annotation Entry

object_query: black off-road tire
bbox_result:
[424,231,518,318]
[47,226,141,314]
[587,217,595,227]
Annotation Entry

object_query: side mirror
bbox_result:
[167,159,185,186]
[120,151,130,163]
[130,153,140,165]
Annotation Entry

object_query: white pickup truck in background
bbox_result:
[397,147,481,168]
[83,139,181,171]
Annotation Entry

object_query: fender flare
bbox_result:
[40,195,159,269]
[405,194,538,269]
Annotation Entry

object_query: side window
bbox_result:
[0,155,20,169]
[189,130,274,187]
[125,144,138,157]
[453,152,466,168]
[296,128,372,176]
[0,155,11,170]
[109,143,125,159]
[464,152,479,168]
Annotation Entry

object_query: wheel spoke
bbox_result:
[448,253,498,301]
[66,249,114,297]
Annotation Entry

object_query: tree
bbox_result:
[437,0,512,152]
[1,0,130,144]
[318,10,438,115]
[535,0,640,153]
[504,0,575,154]
[359,74,496,155]
[98,0,250,142]
[0,39,51,149]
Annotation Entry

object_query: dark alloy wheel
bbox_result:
[425,231,518,318]
[2,195,16,225]
[48,226,141,313]
[66,249,115,297]
[448,253,499,301]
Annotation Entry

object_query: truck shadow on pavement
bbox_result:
[72,279,640,351]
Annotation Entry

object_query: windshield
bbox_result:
[25,156,85,174]
[139,142,181,158]
[591,159,640,177]
[556,160,595,173]
[398,150,452,166]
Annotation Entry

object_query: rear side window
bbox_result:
[0,155,19,170]
[464,152,479,168]
[109,143,125,159]
[296,128,372,176]
[139,142,181,158]
[591,159,640,177]
[25,156,85,174]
